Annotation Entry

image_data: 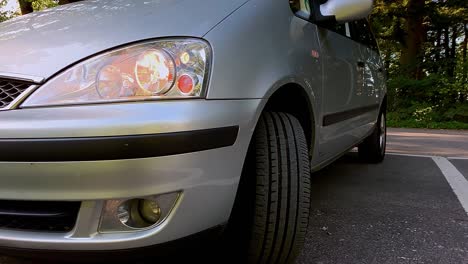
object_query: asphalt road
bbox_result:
[296,128,468,264]
[1,128,468,264]
[386,128,468,157]
[296,154,468,264]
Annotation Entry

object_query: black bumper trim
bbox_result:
[0,126,238,162]
[0,225,225,263]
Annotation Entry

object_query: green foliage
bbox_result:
[372,0,468,129]
[388,75,466,107]
[387,73,468,128]
[443,104,468,123]
[23,0,57,11]
[388,112,468,129]
[30,0,57,10]
[388,100,468,128]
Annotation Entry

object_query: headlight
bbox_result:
[21,39,211,107]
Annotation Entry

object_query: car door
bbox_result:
[316,22,366,163]
[350,19,385,127]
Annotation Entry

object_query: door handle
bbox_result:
[357,61,365,68]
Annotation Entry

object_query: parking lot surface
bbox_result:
[1,128,468,264]
[296,153,468,264]
[296,128,468,264]
[451,159,468,181]
[386,128,468,157]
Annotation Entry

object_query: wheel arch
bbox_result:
[259,82,317,154]
[381,94,388,112]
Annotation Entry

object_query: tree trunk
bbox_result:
[443,27,450,75]
[434,29,441,73]
[58,0,81,4]
[385,48,391,73]
[18,0,79,15]
[399,0,425,79]
[448,26,458,78]
[463,23,467,83]
[443,28,449,56]
[18,0,33,15]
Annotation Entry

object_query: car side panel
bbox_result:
[204,0,324,165]
[316,27,367,162]
[204,0,385,168]
[358,45,387,110]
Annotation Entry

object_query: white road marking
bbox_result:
[386,152,468,160]
[432,156,468,216]
[447,156,468,160]
[386,152,436,158]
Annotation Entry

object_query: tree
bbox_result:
[58,0,81,4]
[399,0,425,79]
[18,0,33,14]
[462,23,467,82]
[371,0,468,126]
[17,0,78,14]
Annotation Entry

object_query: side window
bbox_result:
[290,0,311,17]
[350,19,378,51]
[323,22,350,38]
[333,23,347,37]
[367,22,379,51]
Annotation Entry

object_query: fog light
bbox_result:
[114,199,162,229]
[140,200,161,223]
[117,203,130,224]
[99,192,180,233]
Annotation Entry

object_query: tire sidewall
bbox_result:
[379,111,387,157]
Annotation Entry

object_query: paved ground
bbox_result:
[387,128,468,157]
[296,128,468,264]
[451,160,468,181]
[1,128,468,264]
[296,154,468,264]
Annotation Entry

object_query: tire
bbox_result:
[358,109,386,163]
[237,112,311,264]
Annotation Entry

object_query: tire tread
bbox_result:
[248,112,311,264]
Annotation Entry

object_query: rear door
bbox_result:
[349,19,384,124]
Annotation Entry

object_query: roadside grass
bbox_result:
[388,112,468,130]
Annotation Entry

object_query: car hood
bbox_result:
[0,0,246,81]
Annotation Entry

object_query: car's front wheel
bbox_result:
[228,112,311,264]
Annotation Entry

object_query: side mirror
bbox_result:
[312,0,373,24]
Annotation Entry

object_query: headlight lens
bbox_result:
[21,39,211,107]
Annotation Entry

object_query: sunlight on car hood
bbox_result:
[0,0,246,80]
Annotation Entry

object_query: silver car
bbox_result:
[0,0,385,262]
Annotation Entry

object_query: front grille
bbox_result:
[0,79,32,109]
[0,201,81,232]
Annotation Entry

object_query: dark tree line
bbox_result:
[17,0,81,15]
[371,0,468,127]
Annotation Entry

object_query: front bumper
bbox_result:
[0,225,226,262]
[0,99,263,251]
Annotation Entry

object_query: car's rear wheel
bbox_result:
[358,109,386,163]
[228,112,311,264]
